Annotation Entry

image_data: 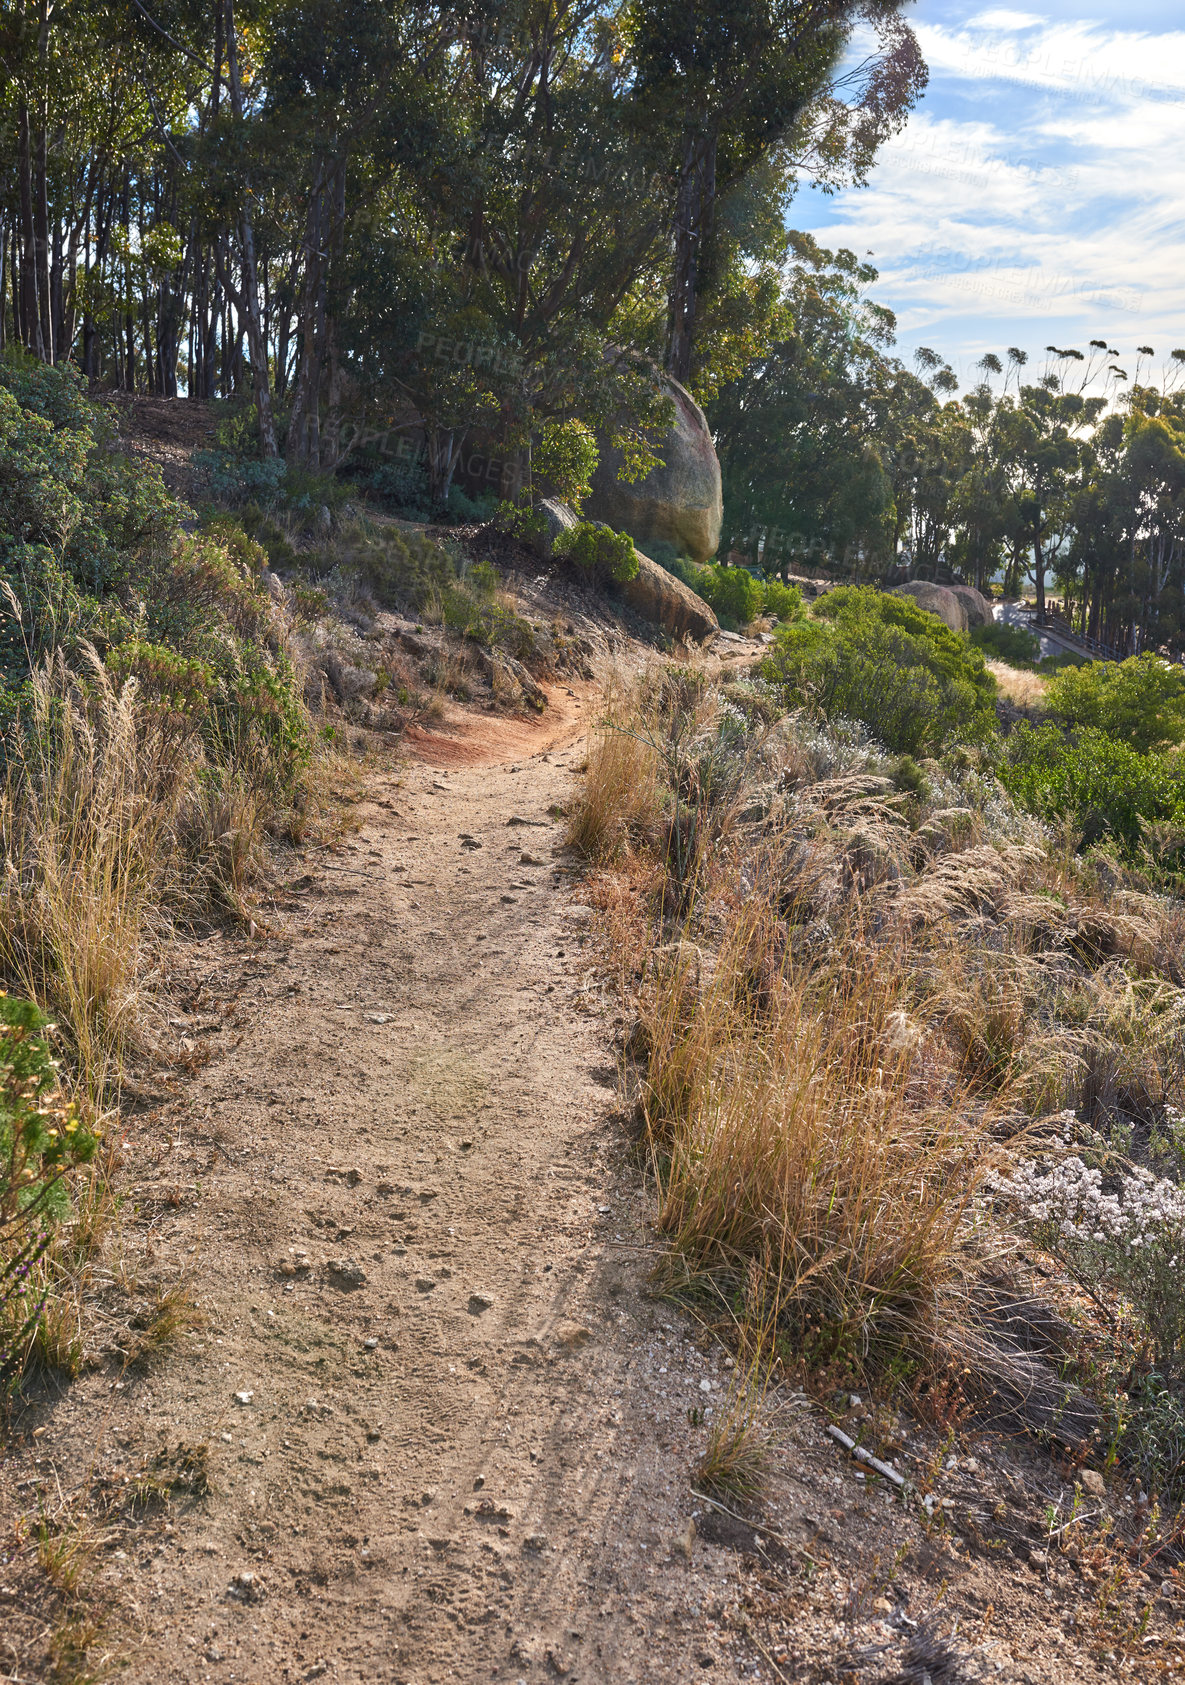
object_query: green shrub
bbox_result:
[998,720,1185,857]
[762,586,998,755]
[367,459,431,517]
[762,578,805,623]
[971,620,1041,667]
[553,520,639,584]
[1,993,98,1385]
[194,449,288,505]
[1044,653,1185,752]
[704,564,762,627]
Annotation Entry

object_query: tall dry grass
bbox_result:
[577,668,1185,1410]
[0,650,190,1089]
[639,906,1001,1365]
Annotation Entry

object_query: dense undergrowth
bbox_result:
[571,662,1185,1517]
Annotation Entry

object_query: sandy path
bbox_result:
[85,687,738,1684]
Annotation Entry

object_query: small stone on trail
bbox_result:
[519,852,546,866]
[468,1293,494,1315]
[233,1391,254,1406]
[1079,1469,1106,1497]
[366,1012,391,1024]
[363,1336,379,1349]
[473,1475,485,1490]
[671,1518,696,1559]
[326,1258,367,1288]
[524,1532,549,1552]
[460,835,482,850]
[699,1379,712,1393]
[415,1277,436,1293]
[1029,1549,1048,1570]
[556,1323,592,1350]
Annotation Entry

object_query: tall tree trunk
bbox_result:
[665,125,716,387]
[17,103,44,358]
[224,0,278,456]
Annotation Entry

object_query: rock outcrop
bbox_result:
[585,379,723,564]
[624,550,719,643]
[530,497,580,559]
[890,580,968,633]
[948,584,994,628]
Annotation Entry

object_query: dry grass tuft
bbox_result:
[695,1357,780,1500]
[567,675,663,860]
[987,658,1047,706]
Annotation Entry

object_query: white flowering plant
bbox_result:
[991,1131,1185,1367]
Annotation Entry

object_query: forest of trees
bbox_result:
[717,237,1185,657]
[3,0,1184,656]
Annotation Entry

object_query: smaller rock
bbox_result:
[233,1390,254,1406]
[366,1012,391,1024]
[468,1293,494,1315]
[363,1337,379,1350]
[228,1571,261,1601]
[671,1518,696,1559]
[460,835,482,850]
[473,1474,485,1490]
[1029,1549,1049,1571]
[519,852,546,866]
[524,1532,549,1552]
[415,1277,436,1293]
[1079,1469,1106,1498]
[555,1323,592,1350]
[872,1596,893,1614]
[326,1258,367,1289]
[699,1379,712,1393]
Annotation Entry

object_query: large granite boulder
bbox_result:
[624,549,719,643]
[585,378,723,564]
[948,584,994,628]
[890,580,967,633]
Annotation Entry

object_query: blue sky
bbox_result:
[791,1,1185,384]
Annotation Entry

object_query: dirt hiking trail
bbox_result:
[92,682,736,1684]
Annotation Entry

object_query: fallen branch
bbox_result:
[827,1425,907,1489]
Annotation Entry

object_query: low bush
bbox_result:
[998,720,1185,860]
[1,993,98,1387]
[761,578,804,623]
[1044,652,1185,752]
[762,585,998,755]
[553,520,639,584]
[971,620,1041,667]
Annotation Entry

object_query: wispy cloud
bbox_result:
[793,7,1185,377]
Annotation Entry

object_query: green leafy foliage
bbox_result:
[761,578,804,623]
[553,521,639,584]
[998,721,1185,857]
[535,421,599,511]
[970,621,1041,667]
[762,586,998,755]
[1043,653,1185,752]
[1,994,99,1385]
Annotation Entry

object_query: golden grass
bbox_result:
[0,652,185,1087]
[641,909,1001,1363]
[987,658,1047,707]
[580,669,1185,1414]
[566,674,663,860]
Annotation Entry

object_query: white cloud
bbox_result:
[794,7,1185,367]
